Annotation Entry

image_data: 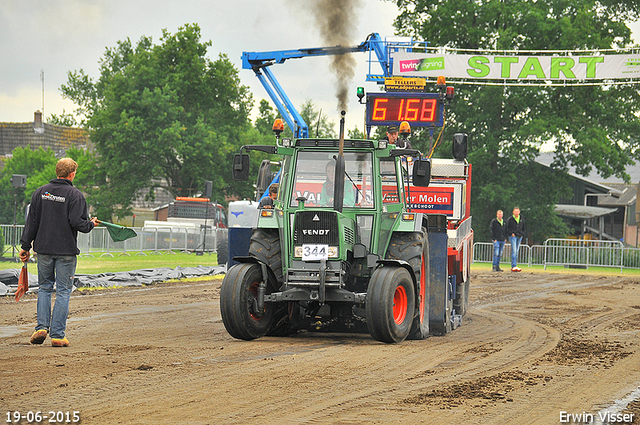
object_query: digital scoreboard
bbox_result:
[365,92,444,128]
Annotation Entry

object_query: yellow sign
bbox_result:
[384,77,427,92]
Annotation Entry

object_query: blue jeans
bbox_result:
[509,236,522,268]
[36,254,77,339]
[492,241,505,268]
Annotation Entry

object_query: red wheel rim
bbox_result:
[393,285,408,324]
[248,281,263,321]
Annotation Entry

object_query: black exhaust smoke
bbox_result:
[288,0,363,112]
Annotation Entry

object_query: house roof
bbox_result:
[0,121,89,157]
[555,204,618,219]
[598,184,637,206]
[537,152,640,186]
[536,153,625,195]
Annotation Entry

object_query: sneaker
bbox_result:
[30,329,48,344]
[497,267,504,272]
[511,267,522,272]
[51,337,69,347]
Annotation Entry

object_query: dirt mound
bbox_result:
[403,370,552,408]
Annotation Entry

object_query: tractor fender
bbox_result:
[231,255,280,289]
[375,259,420,308]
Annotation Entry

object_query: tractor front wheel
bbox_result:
[366,267,415,343]
[220,263,274,340]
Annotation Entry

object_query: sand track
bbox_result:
[2,271,639,424]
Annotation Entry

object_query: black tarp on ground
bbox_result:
[0,268,39,296]
[0,265,226,296]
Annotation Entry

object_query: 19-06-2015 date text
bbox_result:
[6,411,80,423]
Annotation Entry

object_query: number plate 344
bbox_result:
[302,244,329,261]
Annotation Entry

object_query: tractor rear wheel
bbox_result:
[220,263,274,340]
[430,270,453,335]
[366,267,415,343]
[453,259,470,317]
[386,230,429,340]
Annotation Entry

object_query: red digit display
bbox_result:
[366,93,442,127]
[405,99,421,121]
[372,98,388,121]
[420,99,436,121]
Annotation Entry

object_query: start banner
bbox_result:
[393,52,640,81]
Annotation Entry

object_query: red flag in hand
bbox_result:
[15,263,28,302]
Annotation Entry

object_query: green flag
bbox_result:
[100,221,138,242]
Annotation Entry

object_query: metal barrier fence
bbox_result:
[474,239,640,272]
[473,241,531,268]
[1,225,23,258]
[543,239,624,270]
[0,224,221,257]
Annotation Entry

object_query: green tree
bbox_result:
[255,99,278,137]
[48,110,79,127]
[300,99,336,138]
[60,24,254,218]
[0,147,58,224]
[0,147,101,224]
[348,127,365,139]
[392,0,640,242]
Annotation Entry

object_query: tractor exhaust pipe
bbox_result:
[334,110,346,213]
[339,110,345,156]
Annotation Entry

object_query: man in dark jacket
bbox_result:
[506,207,526,272]
[20,158,98,347]
[490,210,507,272]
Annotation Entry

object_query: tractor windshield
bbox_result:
[291,151,374,208]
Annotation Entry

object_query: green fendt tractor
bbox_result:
[220,114,467,343]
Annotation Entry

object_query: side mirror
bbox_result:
[412,158,431,187]
[452,133,468,160]
[232,153,250,181]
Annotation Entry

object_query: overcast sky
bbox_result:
[0,0,398,132]
[2,1,639,133]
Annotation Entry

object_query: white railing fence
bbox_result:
[0,224,222,257]
[473,238,640,272]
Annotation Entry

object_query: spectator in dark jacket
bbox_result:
[490,210,507,272]
[506,207,526,272]
[20,158,98,347]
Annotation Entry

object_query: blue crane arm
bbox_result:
[242,33,392,138]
